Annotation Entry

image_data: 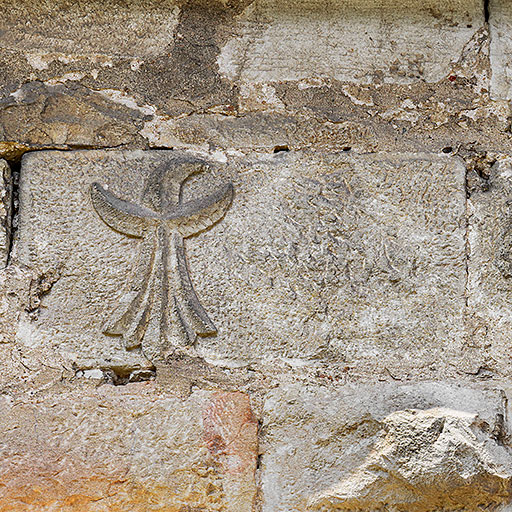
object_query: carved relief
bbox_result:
[90,157,233,360]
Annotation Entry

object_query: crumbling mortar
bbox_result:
[4,158,19,267]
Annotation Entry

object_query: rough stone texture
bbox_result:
[0,1,180,60]
[218,0,483,85]
[467,153,512,379]
[188,151,467,378]
[0,82,151,150]
[14,150,466,380]
[0,0,510,159]
[490,0,512,100]
[261,382,512,512]
[14,149,234,372]
[0,159,11,265]
[0,383,257,512]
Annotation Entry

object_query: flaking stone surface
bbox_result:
[261,382,512,512]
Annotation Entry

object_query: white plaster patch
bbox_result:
[98,89,156,116]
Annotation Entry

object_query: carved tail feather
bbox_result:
[172,232,217,341]
[103,234,157,349]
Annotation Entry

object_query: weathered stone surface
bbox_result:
[0,82,150,149]
[0,265,33,344]
[1,0,511,161]
[0,159,11,264]
[490,0,512,100]
[261,382,512,512]
[187,151,466,378]
[0,383,257,511]
[14,150,466,379]
[0,1,180,60]
[2,2,512,511]
[218,0,483,85]
[467,153,512,378]
[14,150,236,372]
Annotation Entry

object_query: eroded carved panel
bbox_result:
[14,150,467,380]
[90,157,233,363]
[13,150,233,371]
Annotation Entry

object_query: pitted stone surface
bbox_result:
[14,150,466,378]
[0,383,257,512]
[14,150,235,371]
[187,151,466,377]
[490,0,512,100]
[218,0,483,85]
[261,382,512,512]
[3,2,512,512]
[467,154,512,378]
[0,1,180,59]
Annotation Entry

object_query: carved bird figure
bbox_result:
[90,157,233,361]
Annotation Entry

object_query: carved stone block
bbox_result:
[14,150,233,371]
[14,150,466,378]
[186,151,466,378]
[261,382,511,512]
[0,384,257,511]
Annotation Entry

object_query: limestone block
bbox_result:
[261,382,512,511]
[14,150,466,377]
[14,150,236,371]
[467,154,512,377]
[0,384,257,511]
[218,0,483,85]
[0,159,11,265]
[0,0,179,59]
[490,0,512,100]
[188,151,466,376]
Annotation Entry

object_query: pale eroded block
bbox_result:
[189,151,466,375]
[218,0,483,85]
[15,150,466,377]
[0,0,180,60]
[261,382,512,511]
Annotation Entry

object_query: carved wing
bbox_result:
[166,183,234,238]
[90,182,158,238]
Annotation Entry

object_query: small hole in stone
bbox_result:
[467,24,473,28]
[342,146,352,152]
[273,145,289,153]
[442,146,453,154]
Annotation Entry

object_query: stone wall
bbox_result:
[1,1,512,510]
